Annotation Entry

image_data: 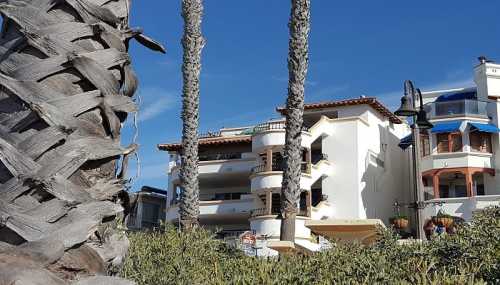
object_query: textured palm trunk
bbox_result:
[179,0,204,231]
[0,0,164,284]
[280,0,310,242]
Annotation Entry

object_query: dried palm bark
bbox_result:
[0,0,164,284]
[280,0,310,242]
[179,0,204,230]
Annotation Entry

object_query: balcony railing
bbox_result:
[424,100,490,119]
[198,131,221,139]
[199,152,242,161]
[251,162,309,174]
[250,208,269,218]
[252,121,309,135]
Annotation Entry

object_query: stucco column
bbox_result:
[465,169,473,197]
[265,190,272,215]
[265,148,273,172]
[433,174,440,199]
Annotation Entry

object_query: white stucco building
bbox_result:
[158,97,410,253]
[400,57,500,223]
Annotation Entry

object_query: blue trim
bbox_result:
[398,134,413,150]
[431,121,463,133]
[469,122,500,133]
[435,91,477,102]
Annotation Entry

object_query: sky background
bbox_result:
[123,1,500,192]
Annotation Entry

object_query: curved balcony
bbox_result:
[250,162,312,192]
[170,157,254,182]
[420,152,493,173]
[249,214,312,240]
[424,99,492,120]
[251,121,312,153]
[166,197,254,222]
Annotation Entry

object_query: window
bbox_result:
[476,184,485,196]
[470,132,492,153]
[214,193,243,201]
[437,132,462,153]
[142,203,160,224]
[454,185,467,198]
[420,134,431,157]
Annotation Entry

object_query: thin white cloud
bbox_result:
[272,75,319,87]
[135,87,177,122]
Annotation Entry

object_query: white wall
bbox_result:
[356,111,410,224]
[322,119,361,219]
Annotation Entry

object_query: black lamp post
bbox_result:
[395,80,433,241]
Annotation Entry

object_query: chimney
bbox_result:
[474,56,500,100]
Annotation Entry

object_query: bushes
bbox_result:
[121,207,499,284]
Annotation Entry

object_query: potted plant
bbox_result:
[432,210,454,228]
[390,214,409,229]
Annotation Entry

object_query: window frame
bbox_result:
[436,132,463,153]
[469,131,492,153]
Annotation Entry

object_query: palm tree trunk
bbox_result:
[280,0,311,242]
[0,0,164,283]
[179,0,205,231]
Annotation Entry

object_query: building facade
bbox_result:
[401,58,500,222]
[159,97,410,253]
[127,186,167,231]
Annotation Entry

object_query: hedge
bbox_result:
[121,206,499,284]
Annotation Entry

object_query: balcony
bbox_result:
[424,99,491,120]
[250,161,312,192]
[420,152,493,173]
[251,121,312,152]
[166,197,254,222]
[170,156,254,182]
[423,195,500,221]
[250,156,332,192]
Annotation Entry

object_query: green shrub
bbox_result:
[121,207,499,284]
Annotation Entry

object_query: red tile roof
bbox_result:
[276,97,402,124]
[158,135,252,151]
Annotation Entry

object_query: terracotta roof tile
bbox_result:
[158,135,252,151]
[276,97,402,124]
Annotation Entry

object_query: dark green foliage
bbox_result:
[121,207,499,284]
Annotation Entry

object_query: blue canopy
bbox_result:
[469,122,500,133]
[431,121,463,133]
[435,91,477,102]
[398,134,413,150]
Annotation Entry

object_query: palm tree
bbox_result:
[0,0,164,283]
[280,0,311,242]
[179,0,205,230]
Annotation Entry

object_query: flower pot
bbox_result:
[432,216,453,228]
[392,218,409,229]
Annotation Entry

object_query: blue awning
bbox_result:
[469,122,500,133]
[431,121,463,133]
[398,134,413,150]
[435,91,477,102]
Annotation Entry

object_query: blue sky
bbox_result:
[122,1,500,191]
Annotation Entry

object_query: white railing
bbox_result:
[423,195,500,221]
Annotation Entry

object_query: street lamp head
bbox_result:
[394,94,418,117]
[415,109,433,129]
